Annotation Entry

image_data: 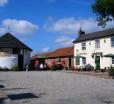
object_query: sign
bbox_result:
[79,52,87,55]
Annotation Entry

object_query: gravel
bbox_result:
[0,71,114,104]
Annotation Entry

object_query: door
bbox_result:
[18,55,24,71]
[95,56,100,70]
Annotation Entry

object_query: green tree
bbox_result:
[92,0,114,27]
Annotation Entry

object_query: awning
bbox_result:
[103,54,114,57]
[74,55,85,58]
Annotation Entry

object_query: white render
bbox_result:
[0,48,31,69]
[0,55,18,69]
[74,37,114,69]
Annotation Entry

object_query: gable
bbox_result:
[0,33,32,51]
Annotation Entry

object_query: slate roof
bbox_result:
[32,47,73,59]
[73,28,114,43]
[0,33,32,51]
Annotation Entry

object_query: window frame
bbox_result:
[112,57,114,64]
[95,39,100,49]
[111,37,114,47]
[81,42,86,50]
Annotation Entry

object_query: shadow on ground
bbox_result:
[7,92,46,100]
[0,84,46,104]
[0,85,5,89]
[2,88,26,91]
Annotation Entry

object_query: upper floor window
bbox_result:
[95,39,100,49]
[111,37,114,47]
[82,42,86,50]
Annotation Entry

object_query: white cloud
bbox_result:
[55,36,74,47]
[0,0,8,7]
[42,47,50,53]
[44,17,114,34]
[0,19,38,36]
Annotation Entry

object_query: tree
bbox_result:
[92,0,114,27]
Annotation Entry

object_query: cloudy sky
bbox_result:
[0,0,114,55]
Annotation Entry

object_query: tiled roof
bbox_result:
[0,33,32,51]
[73,28,114,43]
[32,52,53,59]
[32,47,73,59]
[47,47,73,58]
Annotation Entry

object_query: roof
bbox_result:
[32,47,73,59]
[73,28,114,43]
[32,52,53,59]
[48,47,73,58]
[0,33,32,51]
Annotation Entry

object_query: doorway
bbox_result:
[18,55,24,71]
[95,56,100,70]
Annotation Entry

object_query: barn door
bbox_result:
[18,55,24,71]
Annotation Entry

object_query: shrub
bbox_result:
[109,66,114,77]
[10,65,18,71]
[0,67,9,71]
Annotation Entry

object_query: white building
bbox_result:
[73,28,114,70]
[0,33,32,70]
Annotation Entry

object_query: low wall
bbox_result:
[0,55,18,69]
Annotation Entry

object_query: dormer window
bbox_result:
[82,42,86,50]
[95,39,100,49]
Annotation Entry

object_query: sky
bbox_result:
[0,0,114,55]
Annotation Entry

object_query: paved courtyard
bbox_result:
[0,71,114,104]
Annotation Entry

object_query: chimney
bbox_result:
[79,28,85,37]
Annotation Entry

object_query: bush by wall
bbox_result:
[0,65,18,71]
[109,66,114,77]
[10,65,18,71]
[0,67,9,71]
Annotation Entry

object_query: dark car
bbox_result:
[83,64,94,71]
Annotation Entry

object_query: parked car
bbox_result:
[83,64,94,71]
[52,64,64,71]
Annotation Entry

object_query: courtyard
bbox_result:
[0,71,114,104]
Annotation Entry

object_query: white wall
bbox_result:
[74,37,114,69]
[0,48,31,70]
[0,55,18,69]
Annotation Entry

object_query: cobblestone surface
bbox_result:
[0,71,114,104]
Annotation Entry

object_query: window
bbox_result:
[82,57,86,65]
[112,57,114,64]
[111,37,114,47]
[95,39,100,48]
[76,58,80,65]
[82,42,86,50]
